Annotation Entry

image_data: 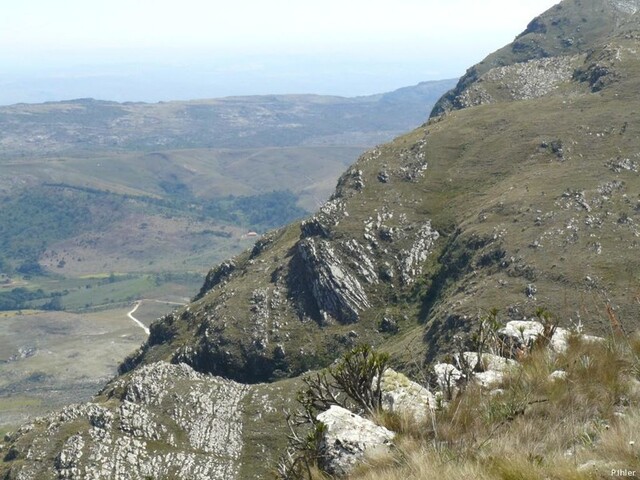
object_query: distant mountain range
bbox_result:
[0,79,456,156]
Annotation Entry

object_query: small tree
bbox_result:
[277,344,390,479]
[331,344,389,416]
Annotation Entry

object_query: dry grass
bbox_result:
[349,334,640,480]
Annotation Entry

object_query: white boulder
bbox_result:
[317,405,395,476]
[433,362,463,396]
[498,320,544,348]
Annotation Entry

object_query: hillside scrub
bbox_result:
[277,345,390,478]
[346,333,640,480]
[275,323,640,479]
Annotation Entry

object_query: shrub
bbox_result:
[276,345,390,479]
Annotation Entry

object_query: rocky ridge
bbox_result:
[2,363,252,479]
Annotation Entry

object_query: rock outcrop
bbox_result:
[296,238,371,323]
[316,405,395,477]
[0,362,289,480]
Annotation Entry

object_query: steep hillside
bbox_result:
[0,81,454,311]
[120,0,640,383]
[3,0,640,478]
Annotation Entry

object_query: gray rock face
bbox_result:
[4,362,249,480]
[300,198,347,239]
[317,405,395,476]
[456,56,576,109]
[399,222,440,285]
[297,238,370,323]
[196,260,236,299]
[609,0,640,14]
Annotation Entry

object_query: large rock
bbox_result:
[317,405,395,476]
[456,352,518,388]
[380,368,435,421]
[456,352,517,372]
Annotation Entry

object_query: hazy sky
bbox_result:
[0,0,560,104]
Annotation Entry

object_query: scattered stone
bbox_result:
[378,317,399,334]
[525,283,537,298]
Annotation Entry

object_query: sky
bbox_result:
[0,0,560,104]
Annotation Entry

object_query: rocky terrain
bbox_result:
[3,0,640,478]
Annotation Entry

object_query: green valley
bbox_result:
[0,81,455,434]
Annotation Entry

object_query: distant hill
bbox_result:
[0,80,456,277]
[0,79,456,156]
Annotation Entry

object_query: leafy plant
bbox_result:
[276,345,390,479]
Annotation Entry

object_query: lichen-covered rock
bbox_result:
[380,369,435,421]
[317,405,395,476]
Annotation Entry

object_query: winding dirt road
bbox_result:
[127,302,150,335]
[126,299,188,336]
